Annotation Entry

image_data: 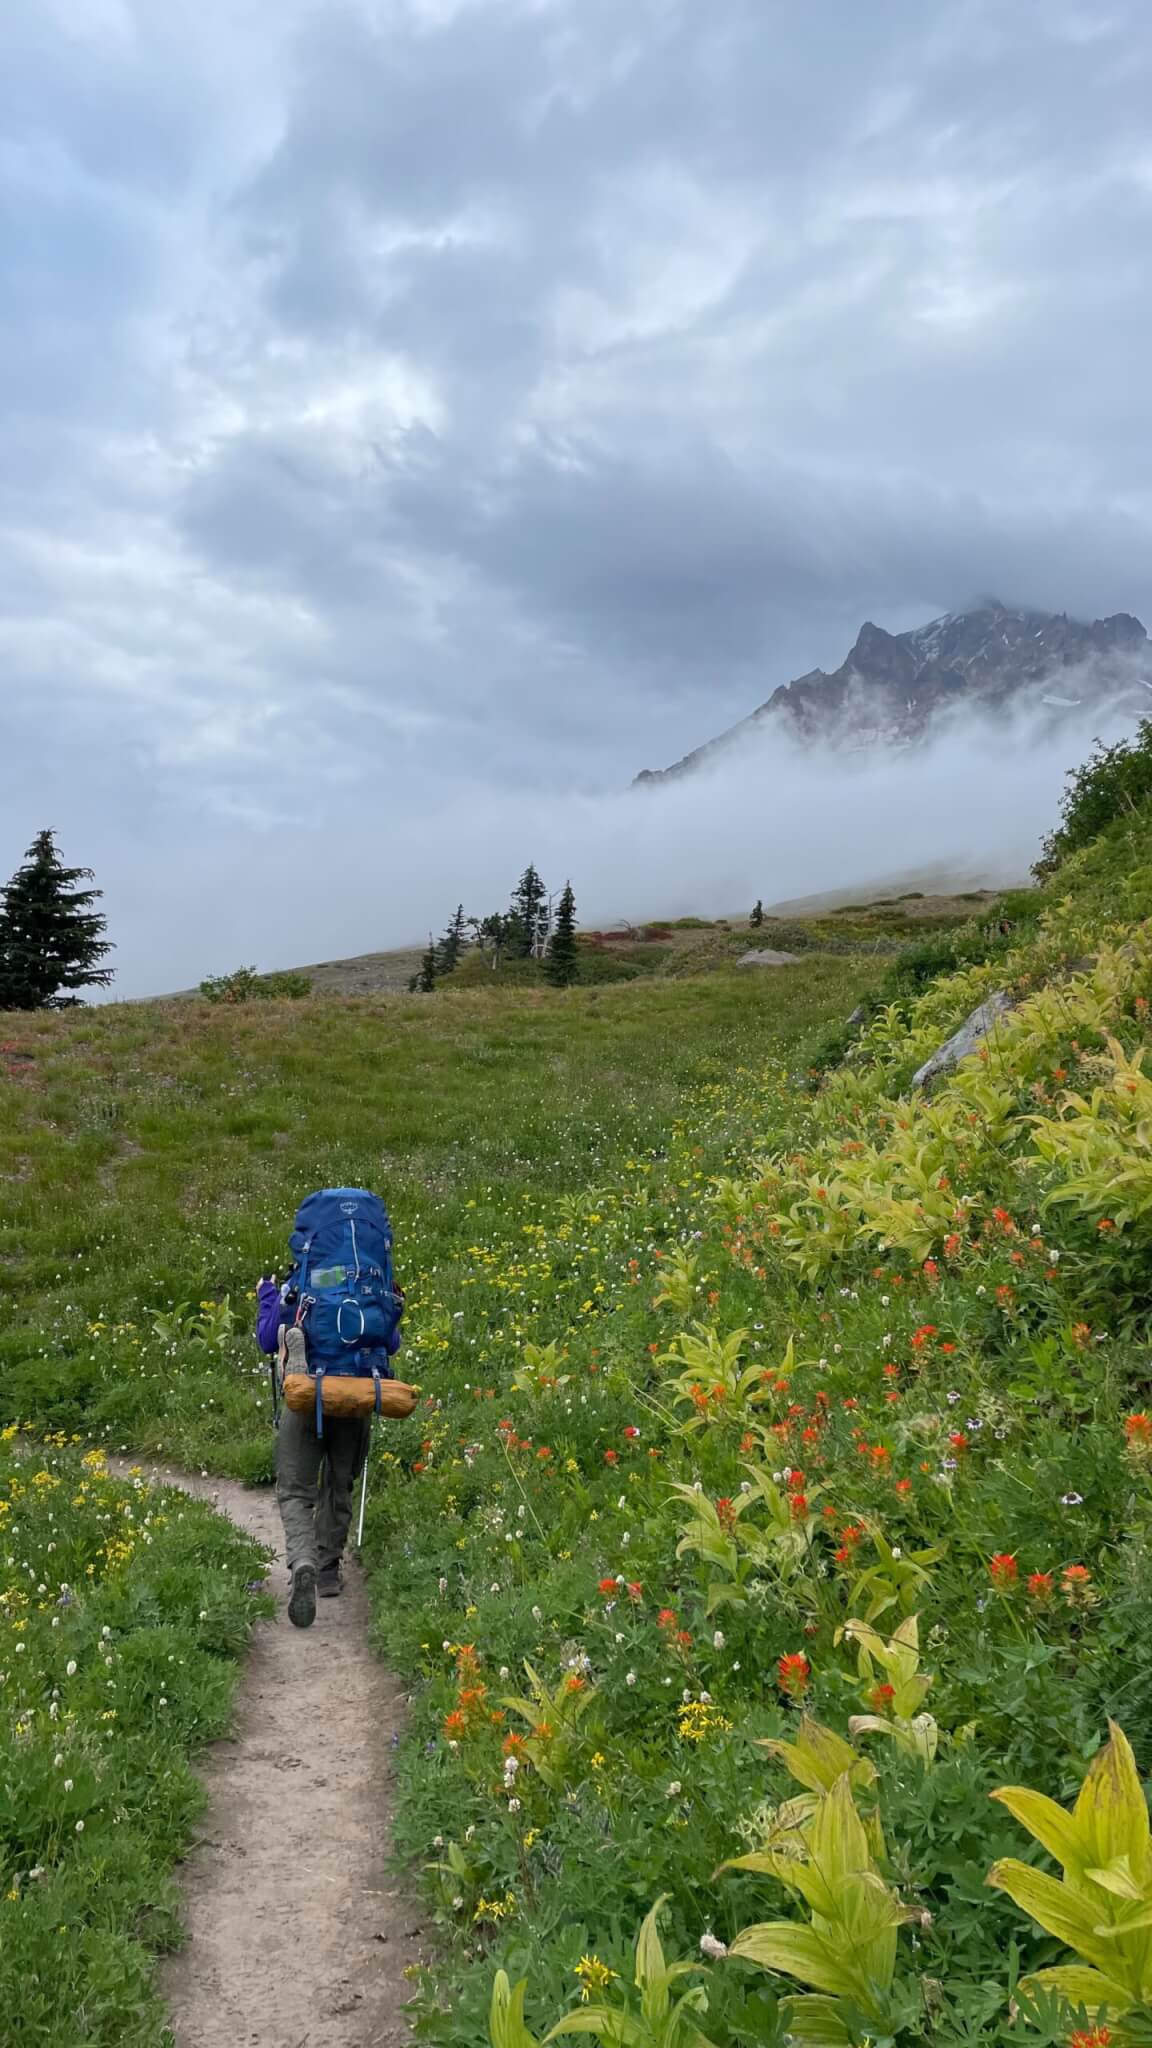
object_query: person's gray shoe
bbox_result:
[317,1563,343,1599]
[288,1562,317,1628]
[284,1325,308,1372]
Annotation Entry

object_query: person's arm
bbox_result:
[256,1276,283,1356]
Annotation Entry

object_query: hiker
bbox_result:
[256,1187,408,1630]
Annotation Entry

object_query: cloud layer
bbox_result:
[2,0,1151,988]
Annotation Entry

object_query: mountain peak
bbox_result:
[634,599,1152,785]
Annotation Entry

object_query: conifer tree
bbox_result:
[750,899,764,927]
[415,936,437,993]
[545,881,579,986]
[509,864,548,958]
[0,830,114,1010]
[436,904,468,976]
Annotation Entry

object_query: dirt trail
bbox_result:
[131,1463,419,2048]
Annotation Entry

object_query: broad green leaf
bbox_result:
[1018,1963,1133,2016]
[758,1718,873,1794]
[728,1921,855,2000]
[1072,1726,1151,1875]
[990,1786,1086,1872]
[988,1859,1125,1977]
[544,2010,643,2044]
[781,1995,856,2047]
[1085,1857,1144,1901]
[635,1896,671,2023]
[490,1972,542,2048]
[807,1773,871,1892]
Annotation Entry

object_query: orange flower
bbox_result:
[778,1652,811,1699]
[867,1682,896,1713]
[988,1553,1019,1590]
[1027,1571,1054,1603]
[1062,1564,1094,1607]
[598,1577,618,1596]
[790,1493,809,1521]
[1125,1412,1152,1441]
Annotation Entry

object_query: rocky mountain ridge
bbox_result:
[635,600,1152,784]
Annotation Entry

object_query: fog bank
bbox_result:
[62,689,1136,998]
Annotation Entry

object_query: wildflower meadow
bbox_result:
[4,734,1152,2045]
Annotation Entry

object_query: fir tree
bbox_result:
[436,904,469,976]
[0,830,114,1010]
[509,863,548,958]
[415,936,437,994]
[545,881,579,986]
[750,899,764,927]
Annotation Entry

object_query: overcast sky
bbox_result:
[3,0,1151,990]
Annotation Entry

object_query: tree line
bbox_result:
[411,864,579,991]
[0,830,114,1010]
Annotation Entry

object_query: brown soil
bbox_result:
[129,1464,420,2048]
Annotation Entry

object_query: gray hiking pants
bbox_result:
[276,1408,371,1575]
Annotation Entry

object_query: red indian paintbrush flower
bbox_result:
[777,1652,811,1699]
[988,1553,1018,1589]
[1027,1571,1054,1603]
[1062,1564,1094,1607]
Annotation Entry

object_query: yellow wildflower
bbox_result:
[574,1956,617,2002]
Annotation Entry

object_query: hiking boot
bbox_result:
[283,1325,308,1372]
[287,1562,317,1629]
[317,1563,344,1599]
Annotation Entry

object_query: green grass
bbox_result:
[0,956,879,2045]
[0,1437,267,2044]
[6,798,1152,2048]
[0,963,876,1480]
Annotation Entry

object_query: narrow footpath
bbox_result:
[134,1465,420,2048]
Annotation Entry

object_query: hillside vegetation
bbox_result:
[4,742,1152,2045]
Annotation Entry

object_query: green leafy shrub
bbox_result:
[199,965,312,1003]
[1035,719,1152,879]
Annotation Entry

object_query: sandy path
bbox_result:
[127,1463,419,2048]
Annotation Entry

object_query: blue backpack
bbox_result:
[287,1188,402,1434]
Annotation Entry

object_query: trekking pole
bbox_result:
[356,1430,371,1548]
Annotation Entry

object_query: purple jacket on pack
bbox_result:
[254,1277,403,1359]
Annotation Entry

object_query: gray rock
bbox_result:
[911,990,1013,1089]
[737,948,804,968]
[847,1005,867,1027]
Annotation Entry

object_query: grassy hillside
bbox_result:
[195,891,1000,999]
[0,952,880,2042]
[353,797,1152,2047]
[6,752,1152,2047]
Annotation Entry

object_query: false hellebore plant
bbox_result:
[989,1721,1152,2040]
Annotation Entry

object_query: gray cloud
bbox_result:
[2,0,1152,988]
